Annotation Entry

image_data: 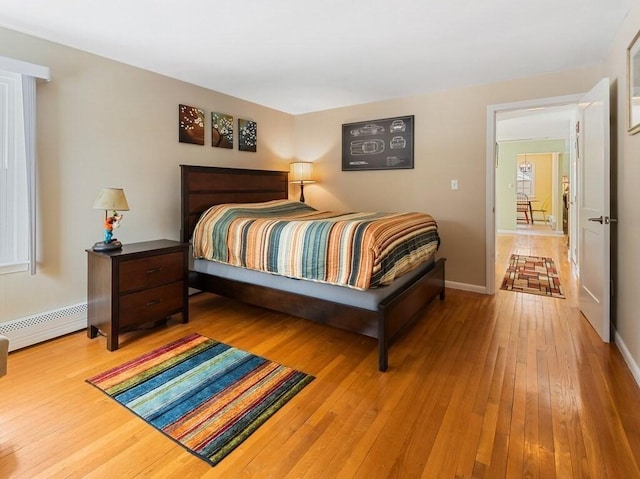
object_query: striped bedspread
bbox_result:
[193,200,440,290]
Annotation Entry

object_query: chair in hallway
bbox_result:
[531,197,549,224]
[517,193,531,223]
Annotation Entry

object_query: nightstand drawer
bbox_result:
[119,252,184,293]
[119,281,184,328]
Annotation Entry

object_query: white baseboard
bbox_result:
[445,280,487,294]
[0,303,87,352]
[613,325,640,388]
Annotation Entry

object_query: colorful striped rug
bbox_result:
[500,254,565,299]
[86,333,314,466]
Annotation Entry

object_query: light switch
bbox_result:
[451,179,459,190]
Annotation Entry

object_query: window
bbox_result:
[0,57,49,275]
[0,70,28,273]
[516,155,535,197]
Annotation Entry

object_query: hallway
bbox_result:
[488,231,640,477]
[496,231,574,297]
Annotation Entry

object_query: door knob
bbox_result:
[588,216,618,224]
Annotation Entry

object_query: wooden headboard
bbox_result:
[180,165,289,243]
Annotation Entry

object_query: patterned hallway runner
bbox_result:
[500,254,565,299]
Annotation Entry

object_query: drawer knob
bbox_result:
[146,299,161,307]
[146,268,162,275]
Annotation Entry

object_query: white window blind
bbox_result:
[0,57,49,275]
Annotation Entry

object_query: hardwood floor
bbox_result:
[2,233,640,478]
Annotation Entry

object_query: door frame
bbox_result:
[486,93,582,294]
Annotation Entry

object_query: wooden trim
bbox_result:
[180,165,288,243]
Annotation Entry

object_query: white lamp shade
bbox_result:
[289,162,315,184]
[93,188,130,211]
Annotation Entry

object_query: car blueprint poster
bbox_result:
[341,115,414,171]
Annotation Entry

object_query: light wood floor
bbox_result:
[2,233,640,478]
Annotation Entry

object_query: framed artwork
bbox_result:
[178,104,205,145]
[238,119,257,152]
[628,30,640,134]
[342,115,414,171]
[211,112,233,148]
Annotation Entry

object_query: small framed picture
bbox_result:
[627,30,640,134]
[211,112,233,148]
[238,119,257,152]
[178,104,205,145]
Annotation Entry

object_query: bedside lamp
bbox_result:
[289,162,315,203]
[92,187,130,251]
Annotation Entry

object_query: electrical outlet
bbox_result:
[451,179,459,190]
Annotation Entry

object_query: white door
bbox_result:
[578,78,611,342]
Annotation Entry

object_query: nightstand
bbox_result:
[86,239,189,350]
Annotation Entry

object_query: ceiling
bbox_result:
[0,0,633,115]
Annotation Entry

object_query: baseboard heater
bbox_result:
[0,303,87,352]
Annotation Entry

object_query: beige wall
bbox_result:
[4,10,639,381]
[603,0,640,379]
[293,68,600,288]
[0,26,295,322]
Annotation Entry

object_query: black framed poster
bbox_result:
[341,115,414,171]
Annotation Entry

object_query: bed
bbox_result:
[180,165,446,371]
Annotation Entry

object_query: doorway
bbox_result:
[497,147,566,237]
[485,95,581,295]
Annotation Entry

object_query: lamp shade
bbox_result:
[289,162,315,184]
[93,188,130,211]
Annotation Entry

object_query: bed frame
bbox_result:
[180,165,446,371]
